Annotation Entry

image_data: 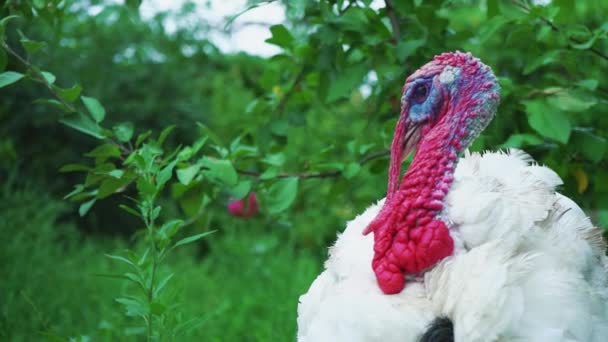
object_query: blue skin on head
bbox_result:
[404,77,444,124]
[403,63,499,147]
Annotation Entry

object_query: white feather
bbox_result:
[297,200,435,342]
[298,150,608,341]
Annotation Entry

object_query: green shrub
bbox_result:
[0,184,124,340]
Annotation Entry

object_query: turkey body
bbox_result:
[297,150,608,342]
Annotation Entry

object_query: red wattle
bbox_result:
[367,125,458,294]
[366,52,497,294]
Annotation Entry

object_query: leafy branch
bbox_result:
[1,38,132,155]
[511,0,608,61]
[384,0,401,41]
[235,149,389,179]
[2,36,386,188]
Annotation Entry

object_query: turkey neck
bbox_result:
[396,123,463,215]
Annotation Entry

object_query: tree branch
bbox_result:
[2,40,131,155]
[384,0,400,42]
[236,149,390,180]
[2,41,77,111]
[276,67,306,114]
[510,0,608,61]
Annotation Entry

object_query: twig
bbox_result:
[236,149,390,180]
[359,149,390,165]
[2,40,131,155]
[384,0,400,41]
[2,41,77,112]
[276,68,305,114]
[223,0,277,31]
[225,21,273,33]
[523,87,566,99]
[182,206,207,227]
[510,0,608,61]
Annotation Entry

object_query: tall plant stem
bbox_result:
[147,244,158,342]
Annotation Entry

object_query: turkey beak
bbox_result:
[387,106,421,199]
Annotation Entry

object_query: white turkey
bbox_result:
[297,52,608,342]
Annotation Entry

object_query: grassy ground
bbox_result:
[0,186,322,341]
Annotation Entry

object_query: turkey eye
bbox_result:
[411,83,429,103]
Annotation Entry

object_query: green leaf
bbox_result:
[71,192,97,202]
[115,297,147,317]
[228,180,252,200]
[33,0,46,9]
[86,143,121,159]
[136,177,157,199]
[153,273,174,297]
[97,175,132,199]
[523,50,559,75]
[578,131,606,163]
[59,163,91,172]
[60,112,103,139]
[135,130,152,147]
[20,39,46,54]
[524,100,571,144]
[262,153,285,167]
[123,272,146,291]
[113,122,134,142]
[547,92,597,112]
[125,0,143,10]
[395,39,425,61]
[81,96,106,123]
[174,231,216,248]
[33,98,72,112]
[119,204,142,218]
[91,162,115,174]
[0,49,6,72]
[64,184,85,199]
[343,162,361,179]
[599,210,608,229]
[201,158,238,186]
[568,26,602,50]
[158,124,176,146]
[40,332,69,342]
[79,198,96,217]
[41,71,55,84]
[260,167,279,180]
[159,219,184,239]
[266,177,299,214]
[265,24,294,48]
[576,79,598,91]
[478,15,511,43]
[177,146,194,161]
[327,64,368,102]
[157,160,177,188]
[0,16,19,38]
[196,122,222,146]
[176,164,201,185]
[124,153,143,170]
[0,71,24,88]
[334,7,368,32]
[54,84,82,102]
[150,301,167,315]
[500,133,543,148]
[0,15,19,27]
[224,1,271,29]
[231,144,258,159]
[105,253,136,267]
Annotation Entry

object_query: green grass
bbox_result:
[0,186,323,341]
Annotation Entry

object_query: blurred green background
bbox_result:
[1,0,607,341]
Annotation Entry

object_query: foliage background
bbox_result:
[1,0,607,340]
